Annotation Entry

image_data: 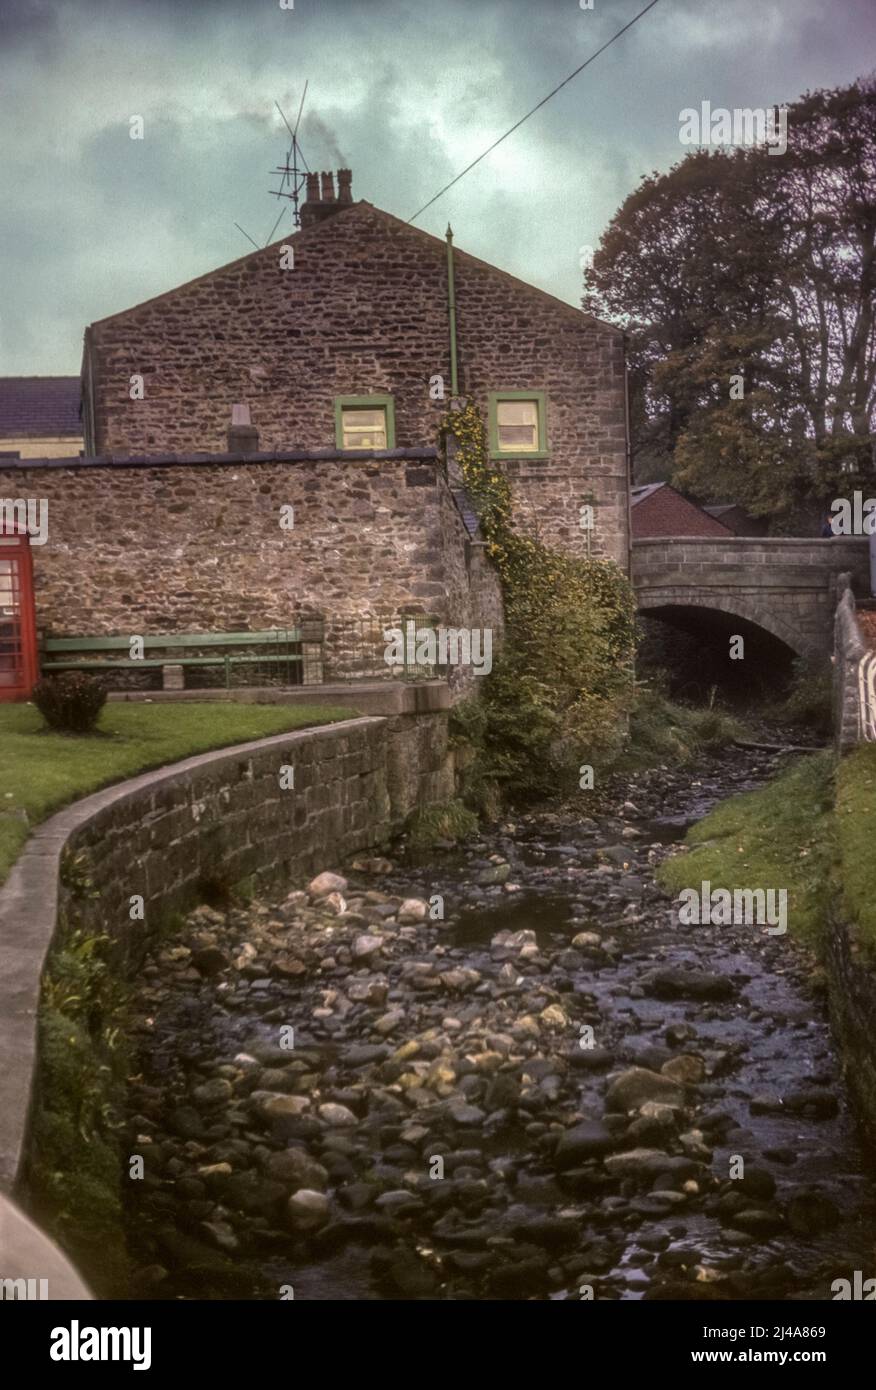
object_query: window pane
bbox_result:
[497,399,539,450]
[342,407,387,449]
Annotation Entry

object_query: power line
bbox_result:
[407,0,664,224]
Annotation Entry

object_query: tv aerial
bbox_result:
[234,82,310,250]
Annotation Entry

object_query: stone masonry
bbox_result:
[0,449,503,695]
[82,197,629,568]
[633,536,871,656]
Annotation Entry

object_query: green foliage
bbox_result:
[32,672,107,734]
[28,926,131,1294]
[620,682,745,770]
[835,744,876,952]
[407,798,479,847]
[778,655,834,734]
[584,78,876,523]
[443,401,636,804]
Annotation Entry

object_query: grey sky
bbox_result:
[1,0,873,373]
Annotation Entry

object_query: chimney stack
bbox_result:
[301,169,354,229]
[227,403,259,453]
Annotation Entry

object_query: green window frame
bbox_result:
[488,390,549,460]
[334,394,396,451]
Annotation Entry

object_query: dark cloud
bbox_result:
[1,0,874,372]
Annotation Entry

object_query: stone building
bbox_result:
[1,170,630,699]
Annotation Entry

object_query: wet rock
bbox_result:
[554,1119,616,1168]
[347,976,389,1006]
[782,1088,839,1119]
[478,862,511,886]
[256,1094,311,1120]
[264,1148,329,1190]
[567,1046,613,1071]
[641,968,734,1001]
[352,934,383,960]
[734,1167,777,1200]
[605,1068,685,1113]
[786,1191,840,1236]
[191,946,230,978]
[604,1149,677,1179]
[661,1055,705,1085]
[725,1207,785,1237]
[192,1077,233,1106]
[286,1189,330,1230]
[398,898,429,924]
[308,871,348,899]
[318,1103,357,1126]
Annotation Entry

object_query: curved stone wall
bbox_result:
[0,712,452,1204]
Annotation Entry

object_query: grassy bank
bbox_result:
[658,746,876,952]
[614,686,748,773]
[0,702,352,883]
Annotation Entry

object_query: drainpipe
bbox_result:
[623,332,633,579]
[446,225,459,398]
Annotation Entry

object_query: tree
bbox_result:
[583,78,876,526]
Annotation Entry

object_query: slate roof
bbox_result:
[0,378,82,437]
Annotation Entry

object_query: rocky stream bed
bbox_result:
[121,743,876,1300]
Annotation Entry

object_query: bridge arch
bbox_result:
[636,592,809,658]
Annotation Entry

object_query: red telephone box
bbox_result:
[0,528,38,700]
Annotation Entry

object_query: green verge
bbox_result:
[657,751,838,946]
[0,702,352,884]
[834,743,876,950]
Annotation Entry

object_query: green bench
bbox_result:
[40,627,321,690]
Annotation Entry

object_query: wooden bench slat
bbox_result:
[43,628,302,653]
[42,653,304,671]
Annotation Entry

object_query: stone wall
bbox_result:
[823,908,876,1149]
[634,537,871,656]
[84,201,629,568]
[0,450,503,695]
[0,713,453,1194]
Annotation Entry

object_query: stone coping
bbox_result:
[0,1195,92,1299]
[0,716,383,1194]
[0,447,440,472]
[632,536,869,549]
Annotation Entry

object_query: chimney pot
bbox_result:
[320,171,335,202]
[305,171,320,203]
[337,168,353,203]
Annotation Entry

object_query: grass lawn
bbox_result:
[0,702,353,884]
[657,751,838,945]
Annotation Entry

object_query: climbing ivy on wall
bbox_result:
[442,400,636,804]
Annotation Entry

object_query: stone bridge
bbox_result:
[632,537,871,656]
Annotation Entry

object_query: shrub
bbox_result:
[782,655,833,733]
[442,401,637,805]
[32,672,107,734]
